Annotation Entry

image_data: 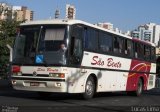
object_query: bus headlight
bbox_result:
[49,73,65,78]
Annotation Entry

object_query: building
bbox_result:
[0,2,34,21]
[114,27,122,33]
[153,24,160,47]
[97,22,113,30]
[12,6,33,21]
[131,23,160,47]
[0,2,12,20]
[66,4,76,19]
[131,30,140,39]
[124,31,131,36]
[143,30,152,42]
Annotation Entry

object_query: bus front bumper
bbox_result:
[11,77,67,93]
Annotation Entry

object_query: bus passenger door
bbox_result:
[69,25,83,66]
[68,25,86,93]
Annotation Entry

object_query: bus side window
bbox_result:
[151,47,156,61]
[113,36,124,54]
[99,32,112,53]
[138,44,144,59]
[113,36,119,53]
[84,28,88,49]
[144,45,151,61]
[119,37,124,54]
[125,39,133,57]
[134,43,144,59]
[84,28,98,51]
[134,43,138,58]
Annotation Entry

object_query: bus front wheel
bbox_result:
[82,76,95,100]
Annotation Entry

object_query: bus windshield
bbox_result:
[13,25,68,66]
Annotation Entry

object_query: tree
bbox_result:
[0,19,23,79]
[0,2,25,78]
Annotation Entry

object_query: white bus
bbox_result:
[11,19,157,99]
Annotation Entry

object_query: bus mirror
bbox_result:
[6,44,13,62]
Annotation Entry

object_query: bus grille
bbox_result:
[22,74,49,77]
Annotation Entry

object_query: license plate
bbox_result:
[30,82,39,86]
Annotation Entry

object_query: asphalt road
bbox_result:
[0,80,160,112]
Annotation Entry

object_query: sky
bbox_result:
[1,0,160,32]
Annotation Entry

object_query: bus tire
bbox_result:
[135,78,143,96]
[127,78,143,96]
[82,76,95,100]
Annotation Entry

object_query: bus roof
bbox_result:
[21,19,155,47]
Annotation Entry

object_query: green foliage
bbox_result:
[0,20,22,38]
[0,19,23,79]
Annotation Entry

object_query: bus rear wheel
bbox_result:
[136,79,143,96]
[127,78,143,96]
[82,76,95,100]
